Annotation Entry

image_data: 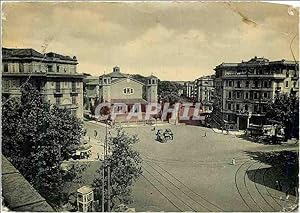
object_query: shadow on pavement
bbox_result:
[245,150,298,195]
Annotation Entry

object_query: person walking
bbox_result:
[231,158,236,165]
[94,130,98,138]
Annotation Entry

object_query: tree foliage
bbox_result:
[93,128,142,211]
[2,83,83,207]
[265,94,299,139]
[158,80,183,97]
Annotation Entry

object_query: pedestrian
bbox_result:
[203,132,207,137]
[231,158,236,165]
[97,153,100,160]
[275,180,280,190]
[94,130,98,138]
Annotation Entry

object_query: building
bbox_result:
[195,75,215,113]
[2,48,85,118]
[99,66,158,109]
[183,81,196,99]
[83,75,99,111]
[214,56,299,130]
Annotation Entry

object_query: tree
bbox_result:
[93,128,142,211]
[2,83,83,208]
[265,94,299,140]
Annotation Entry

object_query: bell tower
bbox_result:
[146,75,158,103]
[99,74,111,102]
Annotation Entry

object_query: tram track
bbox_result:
[142,165,197,211]
[145,159,224,212]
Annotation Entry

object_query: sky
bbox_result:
[2,1,299,81]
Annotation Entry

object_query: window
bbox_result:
[245,81,249,88]
[229,81,233,87]
[245,104,248,111]
[263,92,268,98]
[72,82,76,92]
[286,71,289,77]
[123,87,134,95]
[254,105,258,113]
[55,97,61,105]
[65,82,68,87]
[152,79,155,84]
[3,64,8,72]
[236,104,240,111]
[263,81,268,88]
[228,103,231,110]
[48,65,53,72]
[236,81,241,88]
[104,79,107,84]
[72,96,77,105]
[55,82,60,92]
[3,80,9,89]
[294,81,297,88]
[19,63,24,73]
[254,81,259,88]
[57,65,59,72]
[228,91,232,99]
[285,81,289,88]
[236,92,240,99]
[254,92,258,100]
[245,92,249,99]
[64,68,67,72]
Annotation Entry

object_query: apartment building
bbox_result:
[214,57,299,130]
[183,81,196,99]
[195,75,215,113]
[2,48,84,119]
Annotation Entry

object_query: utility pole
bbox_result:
[107,166,111,212]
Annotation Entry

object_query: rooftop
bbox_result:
[77,185,93,194]
[2,47,77,62]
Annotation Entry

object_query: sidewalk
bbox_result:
[86,120,172,128]
[211,128,244,136]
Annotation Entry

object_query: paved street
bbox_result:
[82,121,298,212]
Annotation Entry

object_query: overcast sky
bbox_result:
[2,2,299,81]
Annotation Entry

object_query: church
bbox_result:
[98,66,158,117]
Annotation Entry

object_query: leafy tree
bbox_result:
[2,83,83,208]
[265,94,299,140]
[158,80,183,97]
[93,128,142,211]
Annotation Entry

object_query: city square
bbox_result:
[81,121,298,212]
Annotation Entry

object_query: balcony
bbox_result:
[223,73,286,79]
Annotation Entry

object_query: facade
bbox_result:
[214,57,299,130]
[83,76,99,106]
[183,81,196,99]
[99,66,158,106]
[2,48,84,119]
[195,75,215,113]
